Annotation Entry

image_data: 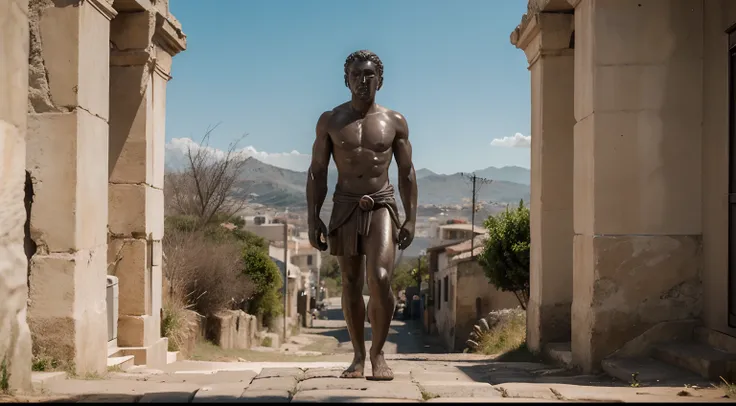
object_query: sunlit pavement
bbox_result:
[19,297,732,403]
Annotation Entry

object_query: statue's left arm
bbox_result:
[392,112,418,233]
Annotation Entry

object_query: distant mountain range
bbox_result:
[165,148,530,209]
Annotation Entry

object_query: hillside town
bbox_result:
[2,0,736,403]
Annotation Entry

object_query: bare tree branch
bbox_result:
[165,124,251,227]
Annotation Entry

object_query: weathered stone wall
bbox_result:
[570,0,704,372]
[0,0,33,392]
[454,260,520,352]
[207,310,258,350]
[434,259,456,352]
[26,0,116,375]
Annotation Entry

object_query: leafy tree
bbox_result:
[242,245,283,323]
[477,199,530,309]
[320,253,340,280]
[391,255,428,295]
[391,263,415,294]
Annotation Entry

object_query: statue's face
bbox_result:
[347,60,380,101]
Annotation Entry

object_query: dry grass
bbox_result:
[161,293,196,353]
[163,226,255,319]
[475,309,527,356]
[717,376,736,398]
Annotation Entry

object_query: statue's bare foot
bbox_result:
[340,357,365,379]
[367,353,394,381]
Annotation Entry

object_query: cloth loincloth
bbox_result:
[327,183,402,257]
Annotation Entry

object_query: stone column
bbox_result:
[512,12,575,353]
[26,0,117,375]
[0,0,32,392]
[108,5,185,368]
[570,0,703,372]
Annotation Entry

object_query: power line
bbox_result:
[460,172,493,259]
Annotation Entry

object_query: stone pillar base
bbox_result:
[117,314,161,348]
[117,337,168,369]
[527,301,572,352]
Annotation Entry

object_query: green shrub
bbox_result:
[242,246,283,324]
[477,200,530,309]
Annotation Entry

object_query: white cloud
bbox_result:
[490,133,531,148]
[165,137,312,172]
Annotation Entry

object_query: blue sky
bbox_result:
[166,0,531,175]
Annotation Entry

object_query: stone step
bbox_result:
[652,342,736,381]
[167,351,180,364]
[107,345,124,358]
[107,355,136,371]
[695,326,736,354]
[601,356,711,387]
[31,371,67,392]
[543,342,572,369]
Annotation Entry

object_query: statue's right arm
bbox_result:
[306,111,333,226]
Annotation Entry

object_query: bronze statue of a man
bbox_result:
[306,50,418,381]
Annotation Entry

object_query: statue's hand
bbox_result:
[309,219,329,252]
[397,220,415,250]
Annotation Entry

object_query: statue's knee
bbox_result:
[375,268,391,288]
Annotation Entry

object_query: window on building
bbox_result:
[443,276,449,302]
[476,297,482,320]
[307,255,313,266]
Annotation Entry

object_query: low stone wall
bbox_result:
[178,310,203,359]
[206,310,258,350]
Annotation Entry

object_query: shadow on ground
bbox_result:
[309,304,445,355]
[37,392,291,403]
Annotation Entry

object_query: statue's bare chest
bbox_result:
[330,115,395,153]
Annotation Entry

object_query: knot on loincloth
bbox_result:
[358,195,375,211]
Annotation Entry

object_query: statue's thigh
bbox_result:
[363,208,396,274]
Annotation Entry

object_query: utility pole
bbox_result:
[460,172,493,258]
[283,220,288,340]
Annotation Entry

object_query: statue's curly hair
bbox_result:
[344,50,384,90]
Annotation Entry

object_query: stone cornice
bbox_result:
[510,0,574,49]
[153,12,187,56]
[567,0,582,8]
[511,11,574,67]
[112,0,153,12]
[88,0,118,20]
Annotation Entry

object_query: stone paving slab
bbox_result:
[192,383,249,402]
[257,367,305,380]
[418,381,504,399]
[248,376,298,393]
[291,389,422,402]
[425,397,566,403]
[493,382,561,400]
[410,370,477,383]
[239,389,292,402]
[297,377,417,395]
[545,383,730,402]
[302,367,344,379]
[42,378,201,397]
[76,394,143,402]
[138,390,198,403]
